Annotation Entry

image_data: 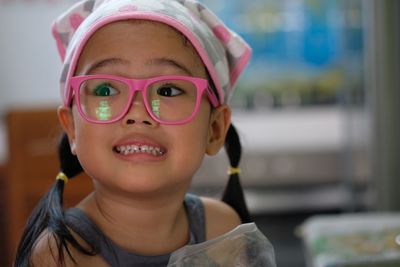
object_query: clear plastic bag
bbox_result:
[167,223,276,267]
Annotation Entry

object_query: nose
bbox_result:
[123,92,157,126]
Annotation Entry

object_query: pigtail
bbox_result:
[222,124,252,223]
[14,133,96,267]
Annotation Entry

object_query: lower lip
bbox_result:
[113,150,167,162]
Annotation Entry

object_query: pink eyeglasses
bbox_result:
[69,74,220,125]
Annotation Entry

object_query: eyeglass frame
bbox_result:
[68,74,220,125]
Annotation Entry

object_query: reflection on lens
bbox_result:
[151,99,160,118]
[95,100,112,121]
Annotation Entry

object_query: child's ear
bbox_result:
[206,105,231,156]
[57,106,77,155]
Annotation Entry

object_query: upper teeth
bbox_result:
[115,145,164,156]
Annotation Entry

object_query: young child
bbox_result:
[15,0,276,266]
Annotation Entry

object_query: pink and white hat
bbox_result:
[52,0,252,107]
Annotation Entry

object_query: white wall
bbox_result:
[0,1,72,162]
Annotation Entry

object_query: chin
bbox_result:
[96,175,188,197]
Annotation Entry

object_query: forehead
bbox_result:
[75,20,206,76]
[93,20,190,45]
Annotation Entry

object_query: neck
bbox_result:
[78,188,190,255]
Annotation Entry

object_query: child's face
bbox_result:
[59,21,230,196]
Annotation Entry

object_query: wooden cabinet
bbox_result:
[3,107,93,266]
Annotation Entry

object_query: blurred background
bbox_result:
[0,0,399,266]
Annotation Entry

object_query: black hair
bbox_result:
[14,134,96,267]
[222,124,252,223]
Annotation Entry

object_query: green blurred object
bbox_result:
[300,213,400,267]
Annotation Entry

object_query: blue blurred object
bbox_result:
[201,0,363,72]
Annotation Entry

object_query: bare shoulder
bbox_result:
[31,229,107,267]
[201,197,241,240]
[31,230,72,267]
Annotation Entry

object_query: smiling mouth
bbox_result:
[113,144,166,156]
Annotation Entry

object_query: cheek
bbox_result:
[170,105,211,159]
[70,111,109,168]
[73,123,96,166]
[71,112,92,149]
[169,129,208,182]
[71,106,104,144]
[72,124,114,181]
[186,103,211,144]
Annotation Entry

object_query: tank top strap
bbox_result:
[184,193,206,243]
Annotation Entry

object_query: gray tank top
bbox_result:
[65,194,206,267]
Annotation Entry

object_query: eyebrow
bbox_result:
[147,57,194,76]
[85,58,129,74]
[84,57,195,77]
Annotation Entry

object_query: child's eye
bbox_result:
[92,83,118,96]
[156,86,183,97]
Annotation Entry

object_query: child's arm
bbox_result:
[201,197,242,240]
[30,230,72,267]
